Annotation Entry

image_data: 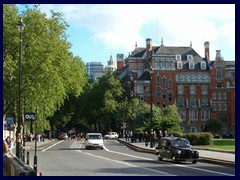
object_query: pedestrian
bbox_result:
[3,139,9,171]
[153,131,158,147]
[5,136,12,149]
[144,132,149,146]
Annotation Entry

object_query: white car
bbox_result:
[104,132,118,139]
[85,133,104,150]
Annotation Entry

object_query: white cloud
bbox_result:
[39,4,235,60]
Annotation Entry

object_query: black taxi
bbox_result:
[155,137,199,164]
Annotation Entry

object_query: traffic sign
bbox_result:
[6,117,14,125]
[24,113,36,121]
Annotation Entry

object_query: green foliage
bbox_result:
[204,118,223,134]
[183,132,213,145]
[3,5,87,133]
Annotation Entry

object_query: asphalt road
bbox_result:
[26,139,235,176]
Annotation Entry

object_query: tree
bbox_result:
[204,118,223,134]
[3,5,87,133]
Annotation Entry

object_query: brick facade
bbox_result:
[115,38,235,135]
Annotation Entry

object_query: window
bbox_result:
[223,103,227,111]
[213,103,217,111]
[217,67,222,79]
[190,96,196,106]
[190,85,195,95]
[168,79,173,88]
[201,109,210,121]
[212,92,216,99]
[218,92,222,100]
[177,61,183,69]
[226,71,230,78]
[157,101,160,107]
[156,75,160,84]
[202,86,207,95]
[156,87,160,97]
[178,96,184,106]
[189,109,198,121]
[223,92,227,99]
[187,55,193,61]
[162,89,167,99]
[178,85,184,94]
[189,62,195,69]
[180,109,186,121]
[218,103,222,111]
[137,85,143,93]
[201,61,206,70]
[217,82,222,88]
[168,92,172,101]
[226,82,230,88]
[201,97,208,106]
[190,127,197,133]
[176,55,181,61]
[162,77,166,86]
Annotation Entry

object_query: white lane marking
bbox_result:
[41,140,64,152]
[82,150,174,176]
[103,144,154,160]
[104,140,234,176]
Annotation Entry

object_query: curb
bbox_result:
[117,139,235,167]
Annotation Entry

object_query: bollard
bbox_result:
[27,152,30,165]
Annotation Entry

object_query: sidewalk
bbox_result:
[118,139,235,166]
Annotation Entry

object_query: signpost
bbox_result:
[24,113,36,121]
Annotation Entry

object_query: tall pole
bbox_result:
[34,107,38,175]
[150,69,153,148]
[16,17,25,158]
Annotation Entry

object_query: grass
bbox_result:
[193,139,235,152]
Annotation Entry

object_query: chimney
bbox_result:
[117,54,124,71]
[204,41,210,62]
[146,38,152,58]
[216,50,221,60]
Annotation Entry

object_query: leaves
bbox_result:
[3,5,87,133]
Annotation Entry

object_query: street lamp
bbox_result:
[8,75,13,136]
[16,17,25,158]
[8,75,13,116]
[149,67,153,148]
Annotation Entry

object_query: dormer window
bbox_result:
[201,61,206,70]
[176,55,181,61]
[187,55,193,61]
[189,62,194,69]
[177,61,183,69]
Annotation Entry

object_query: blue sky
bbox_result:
[17,4,235,67]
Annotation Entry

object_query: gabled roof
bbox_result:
[138,71,150,81]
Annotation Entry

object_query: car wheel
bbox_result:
[157,154,163,161]
[192,160,197,164]
[172,155,178,163]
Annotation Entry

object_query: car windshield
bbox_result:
[171,139,190,148]
[89,135,102,139]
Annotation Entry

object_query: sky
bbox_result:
[17,4,235,67]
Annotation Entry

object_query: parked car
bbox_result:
[222,133,234,139]
[155,137,199,164]
[58,133,68,140]
[85,133,104,150]
[104,132,119,139]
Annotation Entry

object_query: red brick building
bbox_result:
[115,38,235,134]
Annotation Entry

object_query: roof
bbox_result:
[138,71,150,81]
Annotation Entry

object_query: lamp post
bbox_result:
[16,17,25,158]
[149,67,153,148]
[8,75,13,136]
[8,75,13,116]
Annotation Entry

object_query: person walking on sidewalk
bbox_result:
[144,132,149,147]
